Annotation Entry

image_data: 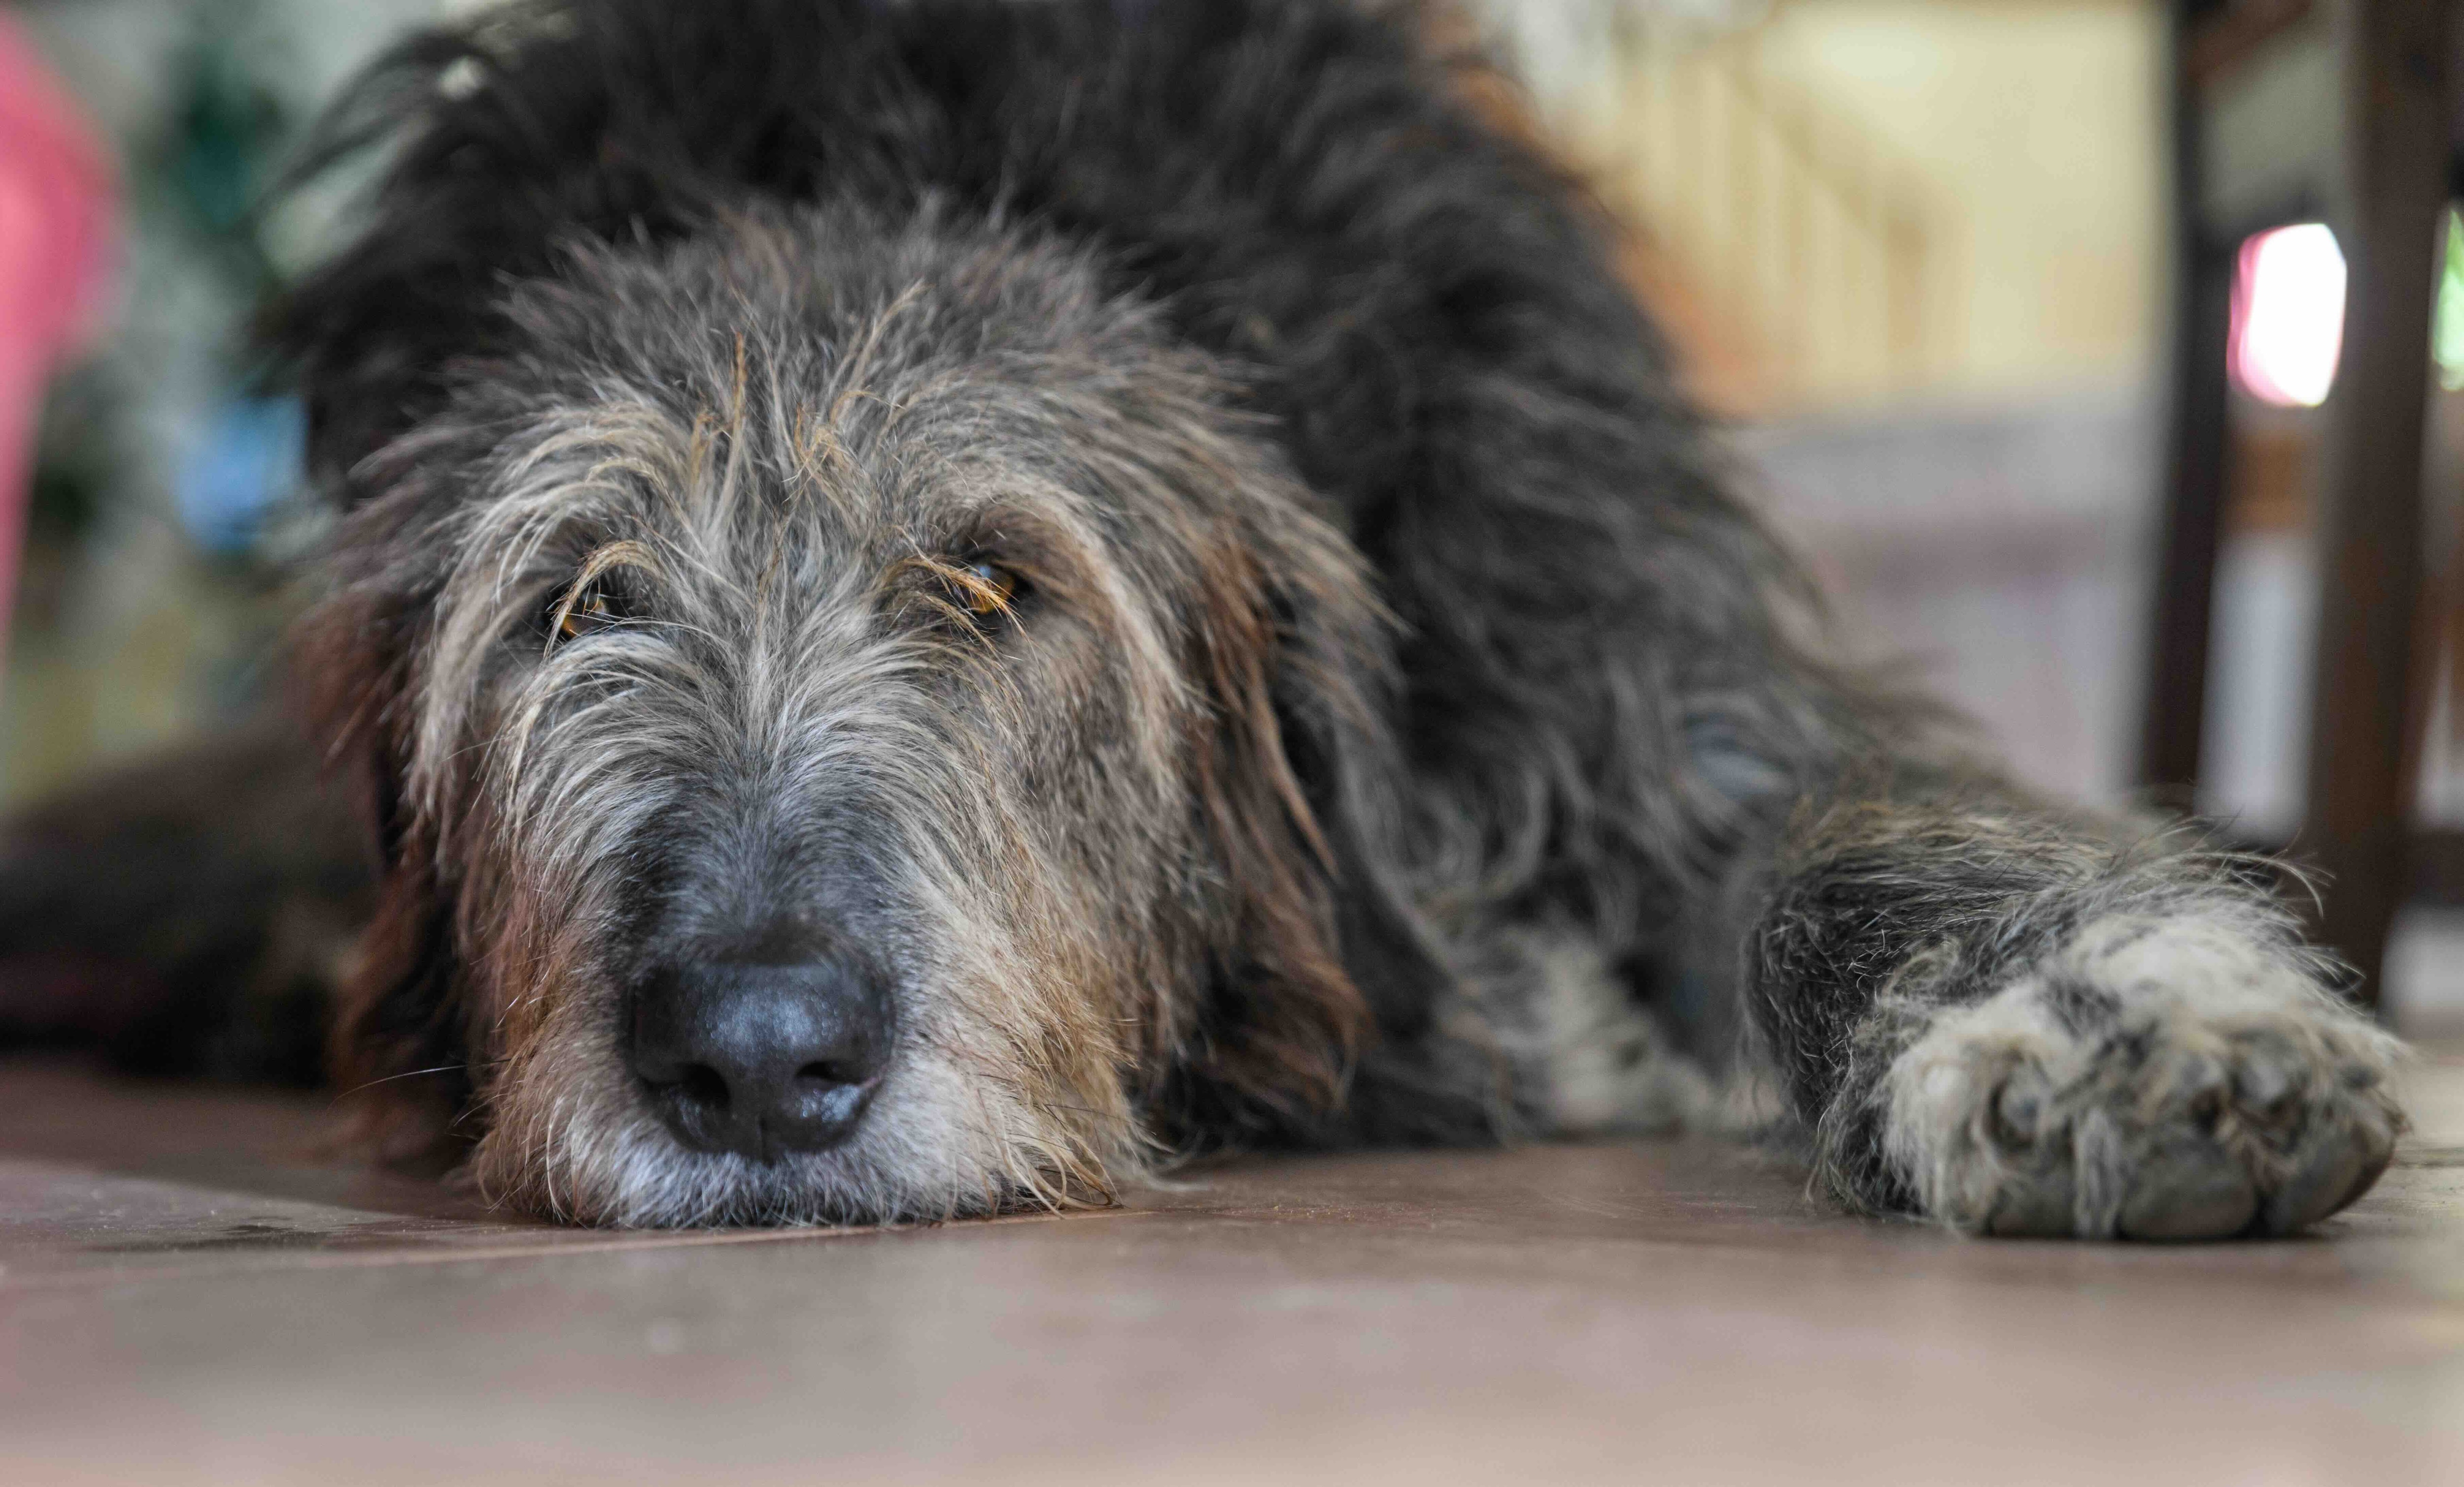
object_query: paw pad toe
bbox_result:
[2117,1137,2259,1241]
[1983,1176,2075,1238]
[2262,1122,2395,1234]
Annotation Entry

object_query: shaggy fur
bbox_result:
[0,0,2405,1234]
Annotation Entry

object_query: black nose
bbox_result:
[628,955,894,1161]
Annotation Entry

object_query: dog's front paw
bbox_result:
[1882,914,2405,1240]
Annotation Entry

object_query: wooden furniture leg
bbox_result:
[2139,2,2237,811]
[2302,0,2456,1009]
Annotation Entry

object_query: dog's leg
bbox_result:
[0,726,372,1082]
[1731,790,2404,1239]
[1442,923,1722,1138]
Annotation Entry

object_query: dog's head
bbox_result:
[297,206,1405,1224]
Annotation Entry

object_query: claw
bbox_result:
[2231,1039,2303,1129]
[2172,1052,2230,1132]
[1991,1069,2049,1150]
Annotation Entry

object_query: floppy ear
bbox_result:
[293,590,472,1166]
[1164,530,1461,1146]
[332,845,469,1167]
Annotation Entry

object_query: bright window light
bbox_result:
[2230,223,2345,408]
[2435,209,2464,389]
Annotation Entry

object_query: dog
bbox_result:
[0,0,2405,1235]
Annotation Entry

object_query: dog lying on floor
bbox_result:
[0,0,2405,1234]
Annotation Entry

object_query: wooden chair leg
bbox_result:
[2142,1,2230,812]
[2139,237,2237,810]
[2301,0,2455,1010]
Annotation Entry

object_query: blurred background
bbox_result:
[3,0,2460,1033]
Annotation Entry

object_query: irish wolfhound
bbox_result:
[0,0,2404,1235]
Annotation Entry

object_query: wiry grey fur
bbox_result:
[312,206,1409,1223]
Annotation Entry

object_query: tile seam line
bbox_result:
[0,1208,1159,1291]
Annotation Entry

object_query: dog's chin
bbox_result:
[467,1044,1124,1228]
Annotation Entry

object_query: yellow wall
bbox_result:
[1533,0,2167,414]
[1754,0,2164,402]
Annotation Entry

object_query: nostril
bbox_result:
[795,1060,865,1088]
[671,1062,731,1113]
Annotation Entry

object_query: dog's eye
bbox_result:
[550,581,623,645]
[952,559,1020,618]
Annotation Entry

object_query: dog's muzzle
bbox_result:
[629,951,894,1161]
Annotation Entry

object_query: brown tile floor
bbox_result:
[2,1049,2460,1486]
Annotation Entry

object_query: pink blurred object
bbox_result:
[0,15,116,668]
